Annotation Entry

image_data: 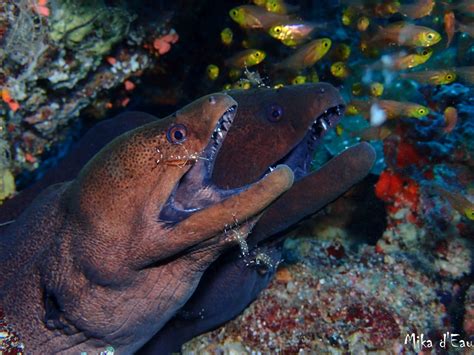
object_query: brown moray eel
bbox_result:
[0,93,294,353]
[0,84,376,353]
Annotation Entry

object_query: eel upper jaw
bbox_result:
[266,103,345,180]
[159,105,246,223]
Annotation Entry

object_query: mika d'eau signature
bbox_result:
[405,332,473,351]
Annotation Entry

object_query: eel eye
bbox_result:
[167,124,187,144]
[267,104,283,122]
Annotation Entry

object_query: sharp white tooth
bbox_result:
[321,120,328,131]
[218,131,224,140]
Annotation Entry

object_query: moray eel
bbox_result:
[0,93,295,353]
[0,84,376,353]
[140,85,375,353]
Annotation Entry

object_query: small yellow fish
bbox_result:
[434,185,474,220]
[206,64,219,80]
[401,70,457,85]
[330,43,351,62]
[266,0,299,14]
[342,6,357,26]
[273,82,285,89]
[268,21,317,46]
[336,124,344,136]
[330,61,350,79]
[274,38,331,71]
[232,79,252,90]
[346,100,370,115]
[372,21,441,47]
[229,5,291,30]
[399,0,435,19]
[357,16,370,32]
[291,75,306,85]
[383,48,433,70]
[220,28,233,46]
[225,49,266,68]
[377,99,430,119]
[455,66,474,84]
[370,82,384,97]
[349,82,383,96]
[347,99,429,119]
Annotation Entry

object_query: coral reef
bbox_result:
[184,239,447,354]
[0,0,178,196]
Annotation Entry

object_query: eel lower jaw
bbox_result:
[265,104,345,180]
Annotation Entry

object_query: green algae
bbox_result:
[49,0,133,55]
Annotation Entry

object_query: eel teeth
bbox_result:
[310,104,345,140]
[212,105,237,147]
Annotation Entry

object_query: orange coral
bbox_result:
[375,170,420,208]
[1,88,20,112]
[375,171,403,202]
[151,31,179,55]
[33,0,50,17]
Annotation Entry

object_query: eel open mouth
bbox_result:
[160,100,345,224]
[266,104,345,180]
[160,104,241,223]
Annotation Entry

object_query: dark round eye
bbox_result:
[167,124,187,144]
[275,27,281,33]
[427,33,434,39]
[267,104,283,122]
[231,10,237,16]
[422,50,428,55]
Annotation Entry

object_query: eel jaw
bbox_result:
[159,105,246,223]
[266,103,345,180]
